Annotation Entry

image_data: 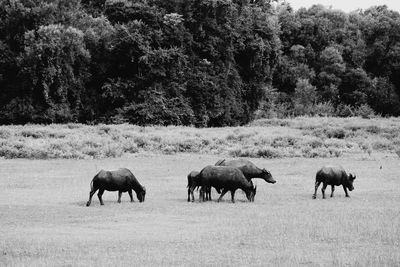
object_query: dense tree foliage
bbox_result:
[1,0,400,125]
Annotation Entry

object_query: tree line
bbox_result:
[1,0,400,126]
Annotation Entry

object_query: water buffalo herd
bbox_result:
[86,159,356,206]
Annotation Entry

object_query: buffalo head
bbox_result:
[245,184,257,202]
[137,186,146,202]
[347,174,356,191]
[261,168,276,184]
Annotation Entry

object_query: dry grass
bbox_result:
[1,117,400,159]
[0,153,399,266]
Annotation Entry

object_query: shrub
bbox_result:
[248,118,290,127]
[66,123,82,129]
[123,142,139,153]
[366,125,381,134]
[354,104,375,119]
[324,139,347,149]
[162,145,177,155]
[0,129,11,139]
[133,136,148,148]
[313,102,336,116]
[271,136,298,148]
[229,146,283,158]
[104,143,123,158]
[306,138,324,149]
[359,141,373,155]
[302,147,331,158]
[228,148,245,157]
[176,139,197,152]
[311,127,346,139]
[326,127,346,139]
[336,104,354,117]
[256,147,282,158]
[21,130,47,139]
[98,125,111,134]
[371,138,393,150]
[329,148,342,157]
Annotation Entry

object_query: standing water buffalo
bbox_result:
[313,165,356,199]
[198,165,256,203]
[86,168,146,206]
[215,159,276,184]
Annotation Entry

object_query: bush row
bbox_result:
[0,117,399,159]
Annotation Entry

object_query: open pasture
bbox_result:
[0,153,400,266]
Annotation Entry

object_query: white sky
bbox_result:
[285,0,400,12]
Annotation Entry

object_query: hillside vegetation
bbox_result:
[1,117,399,159]
[1,1,400,125]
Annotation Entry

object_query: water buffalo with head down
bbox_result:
[198,165,256,203]
[313,165,356,199]
[215,159,276,184]
[86,168,146,206]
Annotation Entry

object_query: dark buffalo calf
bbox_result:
[86,168,146,206]
[187,170,220,202]
[187,171,200,202]
[313,165,356,199]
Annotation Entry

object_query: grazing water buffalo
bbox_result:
[86,168,146,206]
[215,159,276,184]
[313,165,356,199]
[198,166,256,203]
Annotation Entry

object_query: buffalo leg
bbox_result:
[321,183,328,199]
[86,186,98,207]
[343,185,350,197]
[207,186,212,201]
[217,189,229,202]
[187,185,194,202]
[230,190,236,203]
[191,187,195,202]
[313,181,321,199]
[128,190,134,202]
[190,186,199,202]
[199,186,205,202]
[188,186,195,202]
[330,185,335,197]
[98,189,105,205]
[118,191,122,203]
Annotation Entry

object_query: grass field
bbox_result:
[1,153,399,266]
